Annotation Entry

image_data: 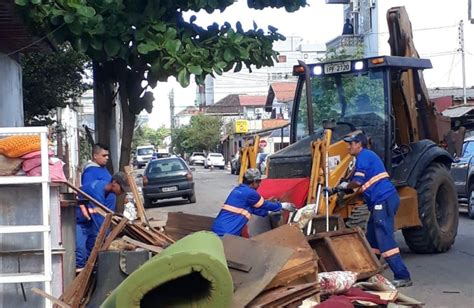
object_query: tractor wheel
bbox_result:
[345,204,370,231]
[402,163,459,253]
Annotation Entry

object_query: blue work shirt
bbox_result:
[351,148,397,208]
[82,162,116,210]
[212,184,282,237]
[77,180,116,232]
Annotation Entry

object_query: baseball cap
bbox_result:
[112,172,130,192]
[343,132,368,146]
[244,168,262,182]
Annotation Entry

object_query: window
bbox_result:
[278,55,287,63]
[148,159,186,175]
[138,148,154,155]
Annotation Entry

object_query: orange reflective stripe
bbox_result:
[87,207,98,214]
[354,172,365,177]
[362,172,389,191]
[222,204,251,220]
[382,247,400,258]
[372,248,381,254]
[253,196,264,208]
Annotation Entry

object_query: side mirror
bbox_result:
[190,167,196,172]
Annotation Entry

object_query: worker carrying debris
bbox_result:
[325,132,412,288]
[212,168,295,237]
[81,143,116,209]
[75,172,128,273]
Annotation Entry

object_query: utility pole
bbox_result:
[459,20,467,104]
[169,88,175,145]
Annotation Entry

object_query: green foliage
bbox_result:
[16,0,307,95]
[172,114,222,154]
[132,125,170,149]
[21,45,91,125]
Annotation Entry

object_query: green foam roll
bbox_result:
[101,231,233,308]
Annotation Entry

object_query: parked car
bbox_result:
[189,152,206,165]
[152,152,171,160]
[230,153,241,175]
[450,136,474,219]
[204,153,225,169]
[142,156,196,208]
[135,145,154,168]
[256,153,269,174]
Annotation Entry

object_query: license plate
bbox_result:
[324,61,351,74]
[162,186,178,192]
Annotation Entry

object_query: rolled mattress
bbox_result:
[101,231,233,308]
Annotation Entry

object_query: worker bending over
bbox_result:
[75,172,128,272]
[82,143,116,210]
[327,132,412,288]
[212,168,295,237]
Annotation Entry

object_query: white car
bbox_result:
[204,153,225,169]
[189,152,206,165]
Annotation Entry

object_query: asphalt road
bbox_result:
[142,165,474,307]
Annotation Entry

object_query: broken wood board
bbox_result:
[307,227,382,280]
[247,282,320,307]
[122,235,164,254]
[65,181,174,247]
[60,214,113,307]
[222,235,293,308]
[165,212,214,240]
[124,165,148,225]
[253,224,319,290]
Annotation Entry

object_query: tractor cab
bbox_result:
[268,56,433,179]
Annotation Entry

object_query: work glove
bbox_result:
[338,181,349,189]
[281,202,297,212]
[323,186,339,196]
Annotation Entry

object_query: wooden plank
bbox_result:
[63,182,112,215]
[123,166,148,225]
[122,235,163,254]
[248,282,320,307]
[31,288,70,308]
[253,225,318,290]
[222,235,293,308]
[70,214,113,307]
[101,218,128,251]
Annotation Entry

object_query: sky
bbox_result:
[147,0,474,129]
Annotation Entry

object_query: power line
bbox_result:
[3,23,66,56]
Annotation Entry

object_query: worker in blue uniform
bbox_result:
[326,132,412,288]
[75,172,128,272]
[212,168,295,237]
[81,143,116,209]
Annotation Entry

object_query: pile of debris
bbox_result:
[162,212,424,307]
[33,169,423,307]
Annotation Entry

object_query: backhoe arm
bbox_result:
[387,6,441,144]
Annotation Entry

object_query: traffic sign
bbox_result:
[235,119,249,133]
[259,139,267,148]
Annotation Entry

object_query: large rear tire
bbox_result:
[402,163,459,253]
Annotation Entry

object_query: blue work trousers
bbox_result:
[75,222,97,269]
[366,193,411,280]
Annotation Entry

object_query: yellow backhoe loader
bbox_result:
[262,6,461,254]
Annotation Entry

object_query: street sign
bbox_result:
[235,119,249,133]
[259,140,268,148]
